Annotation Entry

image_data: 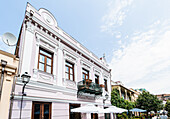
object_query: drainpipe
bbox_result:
[8,75,19,119]
[0,60,7,99]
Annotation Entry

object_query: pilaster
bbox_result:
[57,40,63,86]
[21,20,35,75]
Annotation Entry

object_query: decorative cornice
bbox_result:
[25,11,110,73]
[16,79,77,95]
[13,95,105,106]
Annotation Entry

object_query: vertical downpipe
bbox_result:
[0,60,7,99]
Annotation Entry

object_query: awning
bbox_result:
[130,108,146,112]
[71,104,105,113]
[71,104,128,114]
[104,106,128,113]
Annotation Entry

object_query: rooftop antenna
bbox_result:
[2,32,17,46]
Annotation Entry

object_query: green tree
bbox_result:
[111,88,135,110]
[136,91,163,114]
[165,100,170,117]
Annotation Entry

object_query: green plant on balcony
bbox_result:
[77,79,102,96]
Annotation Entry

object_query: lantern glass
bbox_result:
[21,72,31,84]
[105,93,109,100]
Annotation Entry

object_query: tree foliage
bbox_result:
[165,100,170,117]
[111,88,135,110]
[136,91,163,113]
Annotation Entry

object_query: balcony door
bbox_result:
[32,102,51,119]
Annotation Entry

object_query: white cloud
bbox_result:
[116,32,122,38]
[101,0,134,35]
[109,20,170,94]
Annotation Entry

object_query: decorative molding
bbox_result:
[13,95,105,106]
[58,42,63,50]
[93,67,101,75]
[39,8,58,27]
[16,79,77,95]
[37,70,54,84]
[62,78,76,90]
[35,32,58,49]
[63,50,77,64]
[26,20,35,33]
[80,60,91,70]
[33,68,38,78]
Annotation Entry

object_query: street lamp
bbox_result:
[19,72,31,119]
[103,93,109,107]
[103,93,109,118]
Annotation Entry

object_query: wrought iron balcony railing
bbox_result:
[77,79,102,96]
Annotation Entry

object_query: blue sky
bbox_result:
[0,0,170,94]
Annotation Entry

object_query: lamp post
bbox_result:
[103,93,109,108]
[103,93,109,119]
[19,72,31,119]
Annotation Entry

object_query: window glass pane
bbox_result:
[70,68,73,74]
[70,75,73,81]
[39,63,44,71]
[40,49,52,57]
[86,75,89,79]
[82,74,85,80]
[46,66,51,73]
[65,66,69,73]
[65,73,69,80]
[47,58,51,66]
[39,55,45,63]
[44,104,50,119]
[34,104,40,119]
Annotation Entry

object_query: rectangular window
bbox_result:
[104,79,108,91]
[32,102,51,119]
[82,68,89,80]
[95,75,99,84]
[38,48,53,74]
[65,61,74,81]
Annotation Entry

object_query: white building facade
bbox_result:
[12,3,112,119]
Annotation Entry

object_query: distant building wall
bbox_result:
[0,50,19,119]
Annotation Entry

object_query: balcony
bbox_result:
[77,79,102,96]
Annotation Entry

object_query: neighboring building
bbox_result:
[134,88,148,94]
[156,94,170,101]
[0,50,19,119]
[129,88,140,102]
[11,3,112,119]
[111,81,138,102]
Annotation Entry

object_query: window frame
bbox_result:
[65,61,75,81]
[38,48,53,74]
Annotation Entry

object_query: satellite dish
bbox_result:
[2,32,17,46]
